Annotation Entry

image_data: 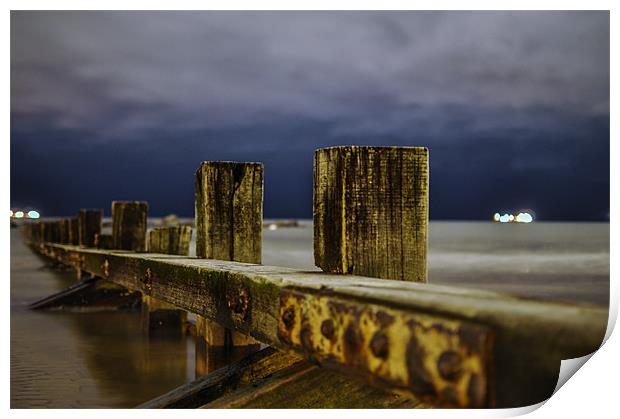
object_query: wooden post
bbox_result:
[194,161,263,376]
[94,233,113,249]
[78,209,102,247]
[141,224,191,337]
[314,146,429,282]
[69,217,80,245]
[111,201,148,251]
[59,218,70,244]
[48,221,60,243]
[148,226,192,255]
[195,162,262,263]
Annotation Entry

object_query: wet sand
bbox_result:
[11,221,609,408]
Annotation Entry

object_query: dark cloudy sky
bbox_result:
[10,11,609,220]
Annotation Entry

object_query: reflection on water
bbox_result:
[11,230,195,408]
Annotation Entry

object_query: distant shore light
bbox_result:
[493,213,500,222]
[515,212,533,223]
[10,210,13,217]
[14,211,24,219]
[27,210,40,219]
[498,214,511,223]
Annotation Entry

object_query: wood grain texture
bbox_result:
[195,162,263,263]
[111,201,148,251]
[35,243,607,407]
[148,226,192,255]
[78,209,102,247]
[314,146,429,282]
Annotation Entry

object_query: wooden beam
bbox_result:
[314,146,429,282]
[29,277,142,311]
[137,347,301,408]
[201,358,423,408]
[35,242,606,408]
[112,201,148,251]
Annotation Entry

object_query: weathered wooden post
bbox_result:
[78,209,102,247]
[194,161,263,376]
[314,146,429,282]
[48,221,61,243]
[59,218,70,244]
[148,226,192,255]
[94,233,113,249]
[69,217,79,245]
[111,201,148,251]
[142,225,192,337]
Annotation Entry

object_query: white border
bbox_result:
[3,2,616,418]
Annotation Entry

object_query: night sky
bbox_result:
[10,11,609,220]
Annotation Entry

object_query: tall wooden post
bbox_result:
[142,225,192,337]
[194,161,263,376]
[111,201,148,251]
[313,146,429,282]
[78,209,102,247]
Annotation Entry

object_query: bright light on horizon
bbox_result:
[14,211,24,219]
[494,210,534,223]
[27,210,40,219]
[515,212,533,223]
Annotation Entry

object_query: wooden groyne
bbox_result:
[21,146,607,408]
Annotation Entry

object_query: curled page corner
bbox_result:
[553,353,595,395]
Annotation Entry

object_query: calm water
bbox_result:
[10,221,609,408]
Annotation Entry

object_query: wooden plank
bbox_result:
[314,146,429,282]
[35,242,607,408]
[78,209,102,247]
[202,360,422,408]
[29,277,141,311]
[195,161,263,263]
[112,201,148,251]
[137,346,301,408]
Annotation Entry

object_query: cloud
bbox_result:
[11,11,609,141]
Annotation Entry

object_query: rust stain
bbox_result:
[227,287,250,322]
[277,289,493,408]
[141,267,153,294]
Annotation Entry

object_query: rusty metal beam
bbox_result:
[33,241,607,408]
